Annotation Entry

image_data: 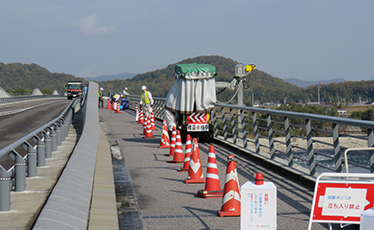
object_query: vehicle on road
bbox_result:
[66,81,84,99]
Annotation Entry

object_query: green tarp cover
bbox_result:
[175,63,216,79]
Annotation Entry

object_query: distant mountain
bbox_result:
[284,78,345,88]
[85,72,136,81]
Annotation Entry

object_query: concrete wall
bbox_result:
[33,81,99,229]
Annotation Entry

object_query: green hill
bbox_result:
[2,56,374,105]
[0,62,86,95]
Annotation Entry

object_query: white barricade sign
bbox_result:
[241,178,277,230]
[308,173,374,230]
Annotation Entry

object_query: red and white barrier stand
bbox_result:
[241,173,277,230]
[308,172,374,230]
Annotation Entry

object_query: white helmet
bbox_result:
[100,87,103,90]
[125,87,128,90]
[142,85,147,90]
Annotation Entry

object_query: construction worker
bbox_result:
[123,87,129,98]
[98,87,104,108]
[140,85,154,118]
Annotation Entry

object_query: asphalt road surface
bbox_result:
[0,99,72,150]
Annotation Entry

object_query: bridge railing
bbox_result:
[126,96,374,177]
[0,95,64,104]
[0,96,82,211]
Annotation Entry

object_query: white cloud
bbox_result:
[73,15,115,35]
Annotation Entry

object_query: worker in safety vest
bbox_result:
[123,87,129,98]
[140,85,154,118]
[98,87,104,108]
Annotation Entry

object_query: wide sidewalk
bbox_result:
[99,109,351,230]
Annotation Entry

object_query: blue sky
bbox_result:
[1,1,373,81]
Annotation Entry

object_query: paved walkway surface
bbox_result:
[99,109,361,230]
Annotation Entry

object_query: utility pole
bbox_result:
[318,85,321,104]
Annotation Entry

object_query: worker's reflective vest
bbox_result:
[98,91,102,98]
[142,91,150,104]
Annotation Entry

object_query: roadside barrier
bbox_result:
[218,155,241,217]
[185,138,205,184]
[165,127,176,157]
[197,145,223,198]
[167,130,184,163]
[179,134,191,172]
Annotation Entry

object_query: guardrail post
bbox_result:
[306,119,316,175]
[44,129,52,158]
[241,109,248,149]
[212,109,218,138]
[284,117,293,166]
[27,142,37,177]
[222,107,227,141]
[51,127,57,151]
[230,108,237,145]
[37,136,45,167]
[60,119,66,142]
[368,129,374,173]
[13,149,26,192]
[0,166,11,211]
[56,123,62,147]
[332,123,342,172]
[253,112,260,155]
[267,114,275,159]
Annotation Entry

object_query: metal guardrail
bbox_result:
[126,95,374,177]
[0,95,64,104]
[0,96,82,211]
[33,81,99,229]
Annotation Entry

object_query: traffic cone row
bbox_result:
[135,104,139,121]
[165,127,176,157]
[106,99,111,110]
[178,134,191,172]
[158,120,170,148]
[151,111,157,130]
[197,145,223,198]
[184,138,205,184]
[167,130,184,163]
[139,116,242,218]
[143,118,154,138]
[115,101,121,114]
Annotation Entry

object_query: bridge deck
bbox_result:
[99,109,360,230]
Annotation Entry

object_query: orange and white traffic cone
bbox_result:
[106,99,111,110]
[151,111,157,130]
[165,127,176,156]
[115,101,121,113]
[178,134,192,172]
[185,138,205,184]
[142,116,148,135]
[158,120,170,148]
[138,110,144,124]
[197,145,223,198]
[135,104,139,122]
[167,130,184,163]
[217,155,241,217]
[144,118,154,138]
